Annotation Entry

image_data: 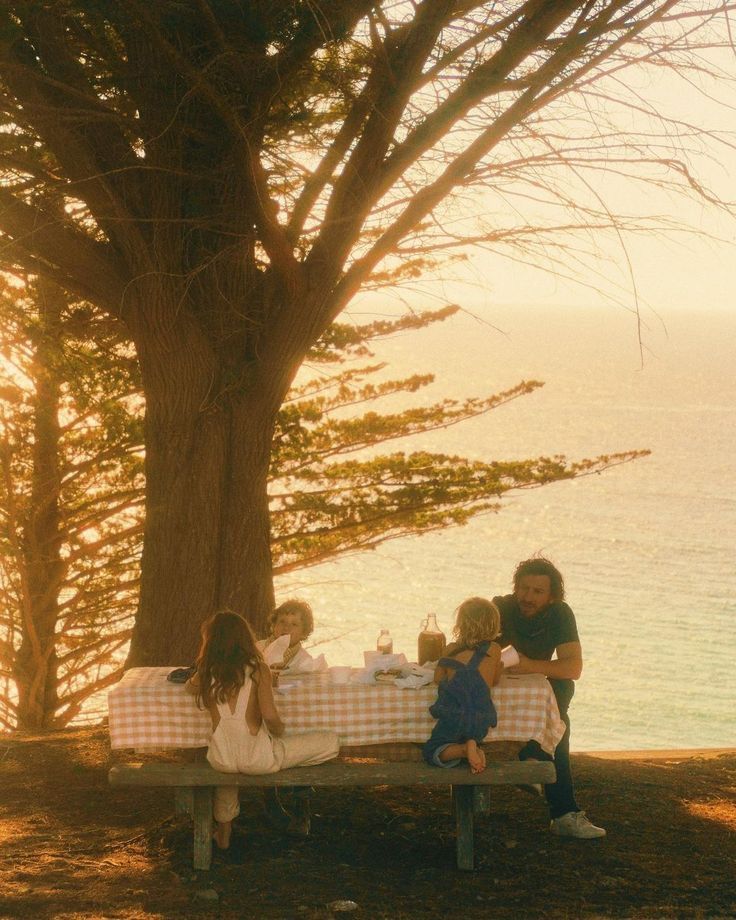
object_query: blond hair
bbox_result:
[452,597,501,647]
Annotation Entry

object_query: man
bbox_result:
[494,557,606,839]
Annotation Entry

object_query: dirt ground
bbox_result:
[0,728,734,920]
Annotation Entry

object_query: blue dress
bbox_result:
[422,641,497,767]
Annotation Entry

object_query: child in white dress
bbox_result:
[187,611,338,849]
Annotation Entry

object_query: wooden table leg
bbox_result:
[192,786,213,870]
[452,784,475,871]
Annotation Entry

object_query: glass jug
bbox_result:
[418,613,446,665]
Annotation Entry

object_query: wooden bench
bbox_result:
[109,758,555,871]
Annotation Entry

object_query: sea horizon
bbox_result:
[277,303,736,752]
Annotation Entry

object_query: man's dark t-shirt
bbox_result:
[493,594,579,660]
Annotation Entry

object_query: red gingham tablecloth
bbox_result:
[108,667,565,755]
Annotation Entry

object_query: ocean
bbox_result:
[277,304,736,752]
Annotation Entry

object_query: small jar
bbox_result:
[376,628,393,654]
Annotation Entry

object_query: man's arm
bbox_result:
[510,641,583,680]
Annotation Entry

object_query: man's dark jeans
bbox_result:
[518,678,579,820]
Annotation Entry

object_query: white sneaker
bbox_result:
[550,810,606,839]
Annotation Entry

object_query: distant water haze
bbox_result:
[278,304,736,752]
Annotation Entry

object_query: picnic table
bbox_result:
[108,667,565,755]
[108,667,564,870]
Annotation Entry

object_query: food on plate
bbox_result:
[373,668,403,684]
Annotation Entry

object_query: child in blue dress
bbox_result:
[423,597,503,773]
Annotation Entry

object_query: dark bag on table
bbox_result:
[167,665,196,684]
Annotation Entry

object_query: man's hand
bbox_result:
[507,652,537,674]
[507,642,583,680]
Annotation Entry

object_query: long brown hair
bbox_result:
[195,611,262,709]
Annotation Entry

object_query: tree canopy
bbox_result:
[0,2,731,665]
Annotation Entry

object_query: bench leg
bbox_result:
[192,786,213,871]
[452,785,474,871]
[174,787,194,818]
[473,785,491,816]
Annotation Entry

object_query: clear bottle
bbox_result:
[376,628,393,654]
[418,613,446,665]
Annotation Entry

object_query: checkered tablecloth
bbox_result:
[108,667,565,755]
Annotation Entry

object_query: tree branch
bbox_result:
[0,188,124,311]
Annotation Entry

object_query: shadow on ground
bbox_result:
[0,728,734,919]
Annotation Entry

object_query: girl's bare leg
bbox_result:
[438,743,466,764]
[213,819,232,850]
[437,741,486,772]
[466,739,486,774]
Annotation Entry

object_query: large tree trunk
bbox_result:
[125,300,281,667]
[14,285,64,729]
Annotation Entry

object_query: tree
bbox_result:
[0,2,729,665]
[0,277,143,729]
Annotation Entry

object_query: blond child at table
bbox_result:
[257,598,315,672]
[186,611,338,850]
[423,597,503,773]
[257,598,321,834]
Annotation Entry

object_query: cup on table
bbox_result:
[329,666,352,685]
[501,645,520,668]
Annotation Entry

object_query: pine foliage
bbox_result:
[0,278,142,728]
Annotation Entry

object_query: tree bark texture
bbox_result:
[14,287,63,729]
[125,296,282,667]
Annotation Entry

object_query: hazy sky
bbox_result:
[485,40,736,317]
[372,41,736,322]
[466,216,736,315]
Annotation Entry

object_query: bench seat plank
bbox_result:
[109,759,555,789]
